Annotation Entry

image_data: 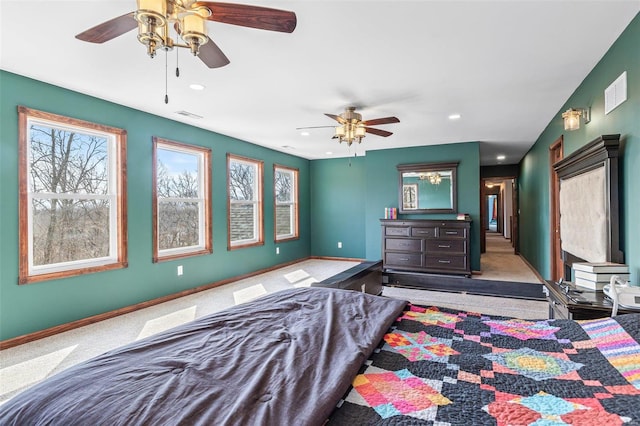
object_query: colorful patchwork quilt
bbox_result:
[328,305,640,425]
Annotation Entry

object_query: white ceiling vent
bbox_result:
[175,111,203,119]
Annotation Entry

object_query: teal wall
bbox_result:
[310,156,367,258]
[519,13,640,283]
[0,71,311,341]
[310,142,481,270]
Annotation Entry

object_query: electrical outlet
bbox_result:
[276,247,280,255]
[337,242,342,249]
[177,265,183,276]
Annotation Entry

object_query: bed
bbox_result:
[2,288,639,425]
[329,303,640,424]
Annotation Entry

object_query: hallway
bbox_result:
[479,232,542,283]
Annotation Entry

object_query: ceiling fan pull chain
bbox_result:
[164,50,169,104]
[176,48,180,78]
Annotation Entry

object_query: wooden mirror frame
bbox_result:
[397,162,458,214]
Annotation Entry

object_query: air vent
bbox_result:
[175,111,203,119]
[604,71,627,115]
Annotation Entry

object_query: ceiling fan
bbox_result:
[75,0,297,69]
[299,107,400,146]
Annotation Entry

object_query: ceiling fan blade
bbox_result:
[295,125,335,130]
[325,113,346,124]
[365,127,393,137]
[197,37,230,68]
[75,12,137,43]
[362,116,400,126]
[195,2,297,33]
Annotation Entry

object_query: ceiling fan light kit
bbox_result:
[76,1,297,67]
[134,0,212,58]
[334,123,367,146]
[324,107,400,147]
[419,172,442,185]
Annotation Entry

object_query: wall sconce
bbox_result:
[562,107,591,131]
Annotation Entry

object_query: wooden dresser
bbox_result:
[380,219,471,277]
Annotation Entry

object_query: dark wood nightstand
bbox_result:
[543,280,639,320]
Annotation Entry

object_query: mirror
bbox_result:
[397,162,458,213]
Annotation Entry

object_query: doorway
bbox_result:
[486,193,500,233]
[480,177,518,254]
[549,137,564,281]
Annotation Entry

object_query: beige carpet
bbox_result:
[479,232,542,283]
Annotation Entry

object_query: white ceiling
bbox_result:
[1,1,638,165]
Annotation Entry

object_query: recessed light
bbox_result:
[189,83,205,91]
[448,113,461,120]
[326,151,333,155]
[300,131,310,136]
[497,155,506,161]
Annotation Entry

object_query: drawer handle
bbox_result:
[438,260,451,264]
[438,244,451,248]
[399,258,409,261]
[415,230,429,234]
[445,231,458,235]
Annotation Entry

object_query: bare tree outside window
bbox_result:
[18,106,127,284]
[274,165,298,241]
[228,155,263,248]
[156,154,199,250]
[229,161,255,201]
[29,125,111,266]
[153,138,211,262]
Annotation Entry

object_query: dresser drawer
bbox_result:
[411,227,437,238]
[546,290,569,319]
[425,255,467,270]
[385,238,422,252]
[547,297,569,319]
[439,227,467,238]
[385,226,410,237]
[385,252,422,267]
[425,239,466,253]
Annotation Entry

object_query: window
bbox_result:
[18,106,127,284]
[153,138,212,262]
[274,165,299,241]
[227,154,263,249]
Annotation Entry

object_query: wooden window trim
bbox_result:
[227,153,264,250]
[152,137,213,263]
[18,106,128,284]
[274,164,299,243]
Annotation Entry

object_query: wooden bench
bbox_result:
[313,260,383,295]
